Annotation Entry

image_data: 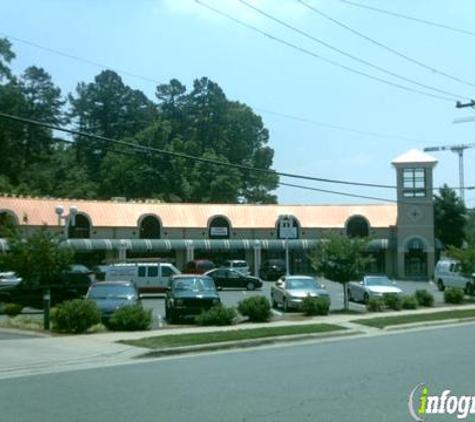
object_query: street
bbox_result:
[1,323,474,421]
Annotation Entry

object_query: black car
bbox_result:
[205,268,262,290]
[259,259,286,281]
[165,275,220,323]
[0,266,93,309]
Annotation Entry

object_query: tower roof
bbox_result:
[392,149,438,166]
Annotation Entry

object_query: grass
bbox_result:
[0,315,44,331]
[353,309,475,329]
[120,323,347,349]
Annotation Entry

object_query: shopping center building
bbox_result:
[0,149,440,280]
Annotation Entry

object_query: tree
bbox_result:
[434,185,467,248]
[0,226,73,285]
[308,233,373,311]
[446,243,475,278]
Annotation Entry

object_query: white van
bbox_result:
[105,262,180,293]
[434,259,475,294]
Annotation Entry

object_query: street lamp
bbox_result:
[55,205,79,238]
[279,214,295,276]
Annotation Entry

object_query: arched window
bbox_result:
[68,214,91,239]
[346,216,369,238]
[277,215,300,239]
[0,211,17,237]
[139,215,161,239]
[209,216,230,239]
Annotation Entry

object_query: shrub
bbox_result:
[402,295,419,310]
[444,287,464,305]
[237,296,272,322]
[299,296,330,316]
[107,305,152,331]
[51,299,101,334]
[366,297,384,312]
[3,303,23,317]
[383,294,403,311]
[195,305,237,326]
[415,290,434,307]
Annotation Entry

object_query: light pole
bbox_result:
[279,214,295,276]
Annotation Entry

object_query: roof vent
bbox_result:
[111,197,127,203]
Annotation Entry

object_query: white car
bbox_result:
[222,260,250,275]
[348,275,402,303]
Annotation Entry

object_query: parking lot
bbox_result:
[141,278,443,328]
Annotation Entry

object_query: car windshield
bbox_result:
[365,277,392,287]
[173,277,215,292]
[286,279,319,290]
[233,262,247,268]
[88,285,136,299]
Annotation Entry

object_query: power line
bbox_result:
[195,0,457,102]
[237,0,466,100]
[0,111,399,190]
[297,0,475,90]
[0,32,427,143]
[329,0,475,37]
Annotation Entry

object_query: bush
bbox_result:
[415,290,434,307]
[383,294,403,311]
[366,297,384,312]
[237,296,272,322]
[444,287,464,304]
[51,299,101,334]
[195,305,237,326]
[107,305,152,331]
[299,296,330,316]
[402,295,419,310]
[3,303,23,317]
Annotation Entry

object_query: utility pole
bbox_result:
[423,143,475,202]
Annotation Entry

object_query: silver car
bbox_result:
[348,275,402,303]
[271,275,330,312]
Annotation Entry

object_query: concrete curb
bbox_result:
[383,316,475,331]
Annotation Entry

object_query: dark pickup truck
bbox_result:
[0,270,93,309]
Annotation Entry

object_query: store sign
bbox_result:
[210,227,228,237]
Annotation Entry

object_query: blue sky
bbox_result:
[2,0,475,206]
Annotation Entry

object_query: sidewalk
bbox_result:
[1,304,475,380]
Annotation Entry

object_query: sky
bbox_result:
[1,0,475,206]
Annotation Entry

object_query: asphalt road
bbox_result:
[1,323,474,421]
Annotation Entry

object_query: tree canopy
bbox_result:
[434,184,467,249]
[0,38,279,204]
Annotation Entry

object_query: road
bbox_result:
[1,323,474,421]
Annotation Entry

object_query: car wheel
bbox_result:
[363,293,369,304]
[437,279,445,292]
[246,282,256,291]
[465,283,474,296]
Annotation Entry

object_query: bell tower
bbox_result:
[392,149,438,280]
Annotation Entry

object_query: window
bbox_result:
[138,267,146,277]
[209,216,230,239]
[346,216,369,238]
[139,216,160,239]
[68,214,90,239]
[403,168,426,197]
[162,266,174,277]
[148,266,158,277]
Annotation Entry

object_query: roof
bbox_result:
[0,196,398,229]
[392,149,438,165]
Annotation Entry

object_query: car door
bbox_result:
[226,270,244,288]
[210,269,227,288]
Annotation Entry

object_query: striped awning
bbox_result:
[0,238,395,253]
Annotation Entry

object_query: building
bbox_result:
[0,149,439,279]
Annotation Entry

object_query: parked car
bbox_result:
[222,260,250,275]
[270,275,330,312]
[85,281,141,321]
[259,259,286,281]
[0,267,93,309]
[204,268,262,290]
[348,275,403,303]
[165,275,220,323]
[434,258,475,294]
[0,271,22,287]
[92,265,108,281]
[105,262,180,293]
[182,259,215,274]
